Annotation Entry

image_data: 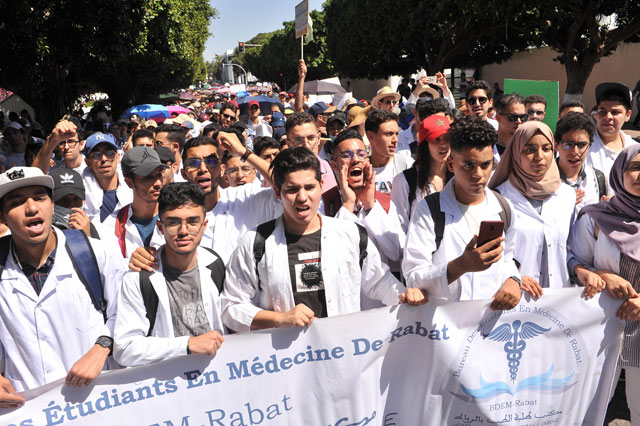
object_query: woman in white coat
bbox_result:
[569,144,640,424]
[489,121,575,294]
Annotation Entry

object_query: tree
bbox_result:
[324,0,536,79]
[0,0,216,128]
[240,10,334,89]
[533,0,640,100]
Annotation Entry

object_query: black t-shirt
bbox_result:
[285,229,327,318]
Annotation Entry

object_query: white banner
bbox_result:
[1,288,623,426]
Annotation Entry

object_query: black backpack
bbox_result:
[252,219,369,290]
[139,247,225,336]
[425,190,512,254]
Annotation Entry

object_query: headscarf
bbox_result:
[489,121,561,200]
[580,144,640,263]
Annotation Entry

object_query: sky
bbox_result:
[205,0,325,60]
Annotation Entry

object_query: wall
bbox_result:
[480,44,640,121]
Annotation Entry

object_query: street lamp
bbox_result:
[223,63,247,84]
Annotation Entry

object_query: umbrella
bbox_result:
[167,105,191,116]
[236,91,250,98]
[288,80,347,94]
[237,96,284,116]
[121,104,169,121]
[178,91,197,101]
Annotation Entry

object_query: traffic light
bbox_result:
[238,42,245,53]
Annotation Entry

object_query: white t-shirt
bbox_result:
[373,153,414,194]
[457,201,486,236]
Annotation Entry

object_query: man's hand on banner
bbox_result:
[599,270,638,299]
[616,296,640,321]
[521,276,543,298]
[573,265,606,299]
[0,375,24,408]
[490,278,521,311]
[280,304,315,328]
[66,344,111,387]
[129,247,159,272]
[188,331,224,356]
[398,288,428,306]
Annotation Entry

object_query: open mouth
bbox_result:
[196,176,211,188]
[349,166,363,178]
[26,218,45,233]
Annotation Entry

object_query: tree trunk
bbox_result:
[562,55,598,102]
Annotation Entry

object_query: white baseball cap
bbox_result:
[0,167,54,200]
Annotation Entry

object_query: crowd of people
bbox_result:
[0,61,638,423]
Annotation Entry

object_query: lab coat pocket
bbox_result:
[72,290,101,332]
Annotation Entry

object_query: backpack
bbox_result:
[252,219,369,290]
[403,166,419,209]
[0,228,105,321]
[139,247,225,336]
[425,190,512,254]
[593,168,607,201]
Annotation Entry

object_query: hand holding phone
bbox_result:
[477,220,504,247]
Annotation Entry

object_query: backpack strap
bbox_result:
[356,223,368,269]
[139,270,159,336]
[594,168,607,200]
[425,192,444,253]
[0,235,12,281]
[89,222,101,240]
[201,247,226,294]
[253,219,277,290]
[490,190,512,232]
[62,229,106,322]
[403,166,418,210]
[114,205,130,258]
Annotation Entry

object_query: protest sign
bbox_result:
[1,288,622,426]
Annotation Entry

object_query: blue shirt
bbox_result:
[131,215,158,248]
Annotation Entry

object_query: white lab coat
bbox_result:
[568,213,620,273]
[495,180,574,287]
[93,204,165,266]
[221,215,404,333]
[0,228,124,391]
[204,184,282,264]
[403,179,520,301]
[113,246,225,367]
[82,168,133,221]
[586,130,637,189]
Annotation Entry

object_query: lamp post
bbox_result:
[223,63,247,85]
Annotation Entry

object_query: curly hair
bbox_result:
[555,112,596,141]
[448,115,497,152]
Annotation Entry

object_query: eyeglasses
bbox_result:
[527,109,545,116]
[499,113,529,123]
[222,113,237,122]
[559,141,591,152]
[184,155,219,170]
[87,150,117,161]
[161,218,204,235]
[337,149,368,160]
[226,166,254,176]
[58,139,79,148]
[383,99,399,106]
[467,96,488,105]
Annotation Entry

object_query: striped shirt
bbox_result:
[618,253,640,368]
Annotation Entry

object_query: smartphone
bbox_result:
[426,76,437,84]
[476,221,504,247]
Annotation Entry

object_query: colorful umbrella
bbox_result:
[121,104,169,121]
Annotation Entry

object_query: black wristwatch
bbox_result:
[95,336,114,355]
[510,276,522,289]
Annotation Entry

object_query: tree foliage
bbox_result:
[532,0,640,98]
[324,0,536,79]
[0,0,216,127]
[240,10,334,88]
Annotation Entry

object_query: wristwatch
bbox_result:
[95,336,114,355]
[240,147,253,162]
[510,276,522,289]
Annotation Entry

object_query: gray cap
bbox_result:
[0,167,54,200]
[122,147,165,177]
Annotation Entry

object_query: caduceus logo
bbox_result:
[485,320,550,381]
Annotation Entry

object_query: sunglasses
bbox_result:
[383,99,399,105]
[88,150,117,161]
[527,109,545,116]
[467,96,488,105]
[499,113,529,123]
[559,141,591,151]
[222,113,237,122]
[184,154,220,170]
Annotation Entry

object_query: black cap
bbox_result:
[595,82,631,109]
[49,168,85,202]
[155,146,175,164]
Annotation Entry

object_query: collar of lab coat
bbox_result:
[2,227,73,302]
[149,245,220,332]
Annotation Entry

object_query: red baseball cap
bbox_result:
[418,115,450,145]
[248,100,260,108]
